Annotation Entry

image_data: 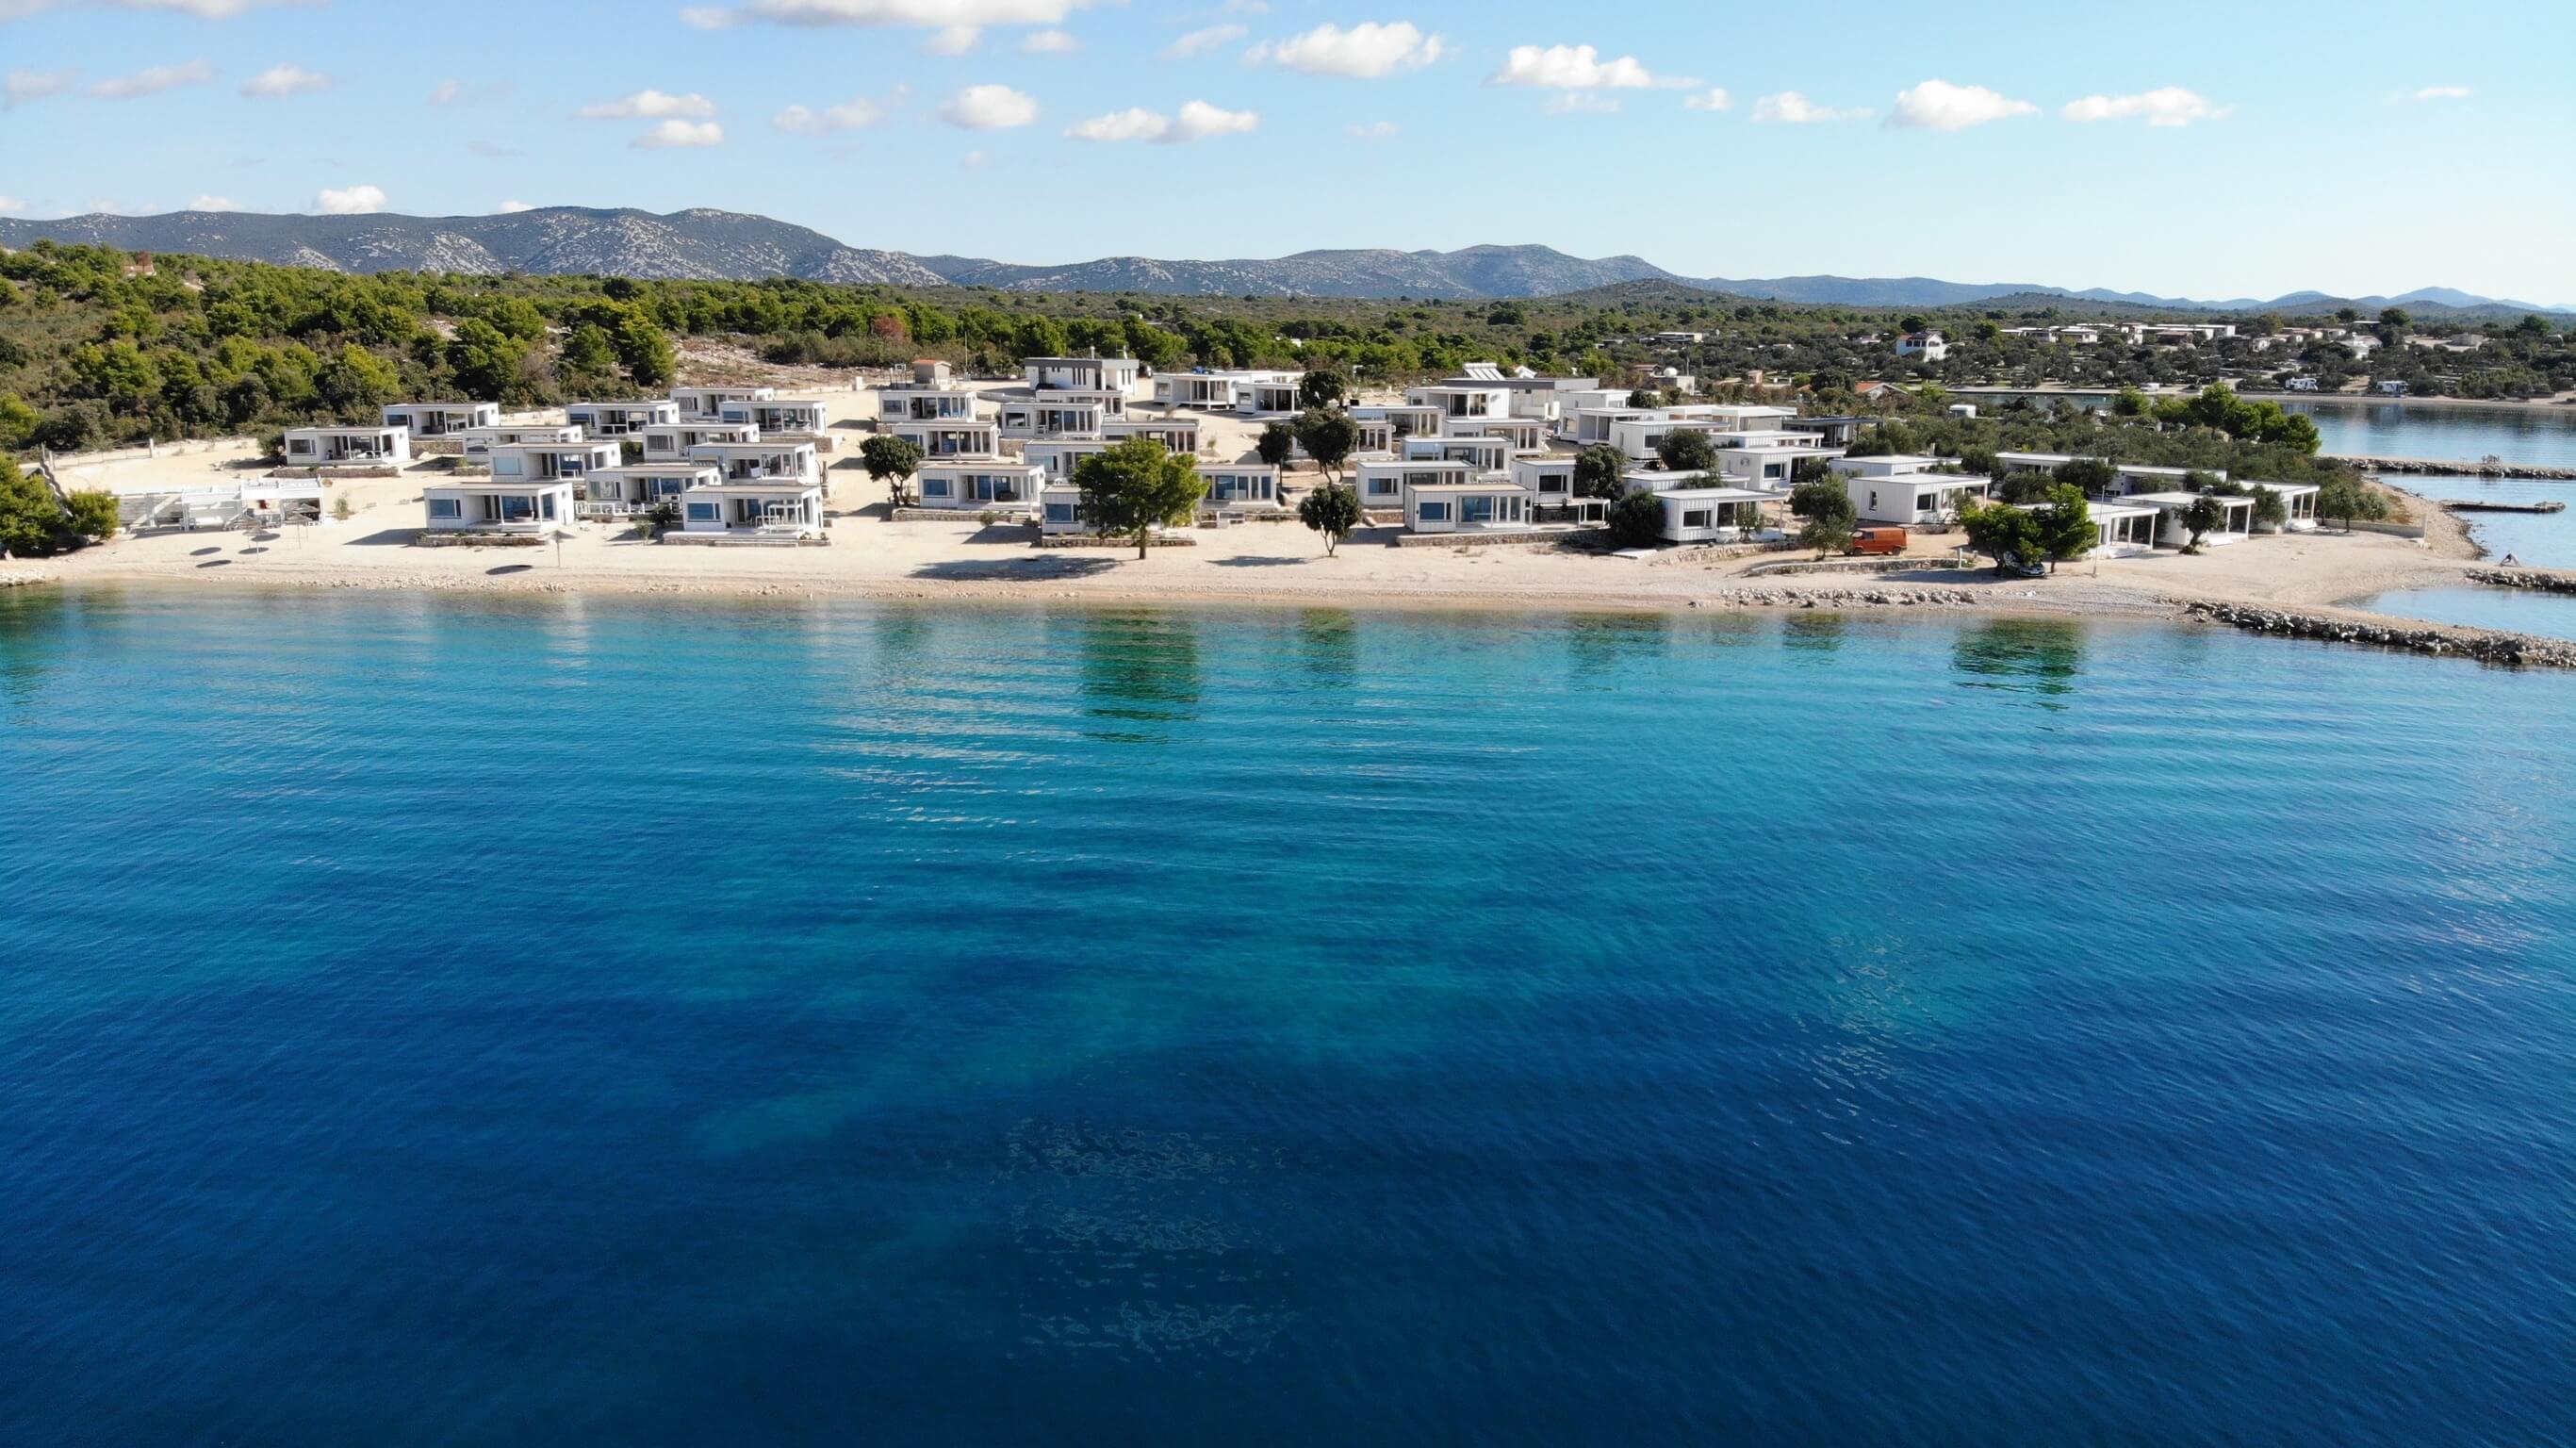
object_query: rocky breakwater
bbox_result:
[1698,584,1981,610]
[2175,599,2576,667]
[0,567,57,588]
[2467,567,2576,595]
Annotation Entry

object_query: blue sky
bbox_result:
[4,0,2570,304]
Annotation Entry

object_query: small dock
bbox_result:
[2440,499,2567,514]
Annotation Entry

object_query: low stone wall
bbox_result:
[1743,555,1972,578]
[270,466,401,481]
[659,533,830,548]
[889,507,1030,524]
[1038,534,1196,550]
[2175,599,2576,667]
[1698,585,1981,610]
[1391,528,1608,550]
[415,531,541,548]
[2467,568,2576,594]
[2334,456,2576,480]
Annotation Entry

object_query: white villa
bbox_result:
[1993,453,2232,498]
[1830,453,1956,479]
[421,477,575,535]
[686,440,822,487]
[1642,487,1774,545]
[2043,500,2161,559]
[892,417,1002,458]
[1348,403,1441,443]
[1151,369,1302,416]
[488,439,621,485]
[284,425,410,468]
[1441,366,1600,423]
[1896,331,1948,361]
[914,458,1047,512]
[462,422,583,464]
[2129,491,2256,548]
[1703,432,1843,492]
[582,463,719,517]
[1405,383,1511,422]
[1197,462,1283,509]
[2245,482,2322,532]
[676,479,826,540]
[880,359,983,423]
[642,420,761,461]
[1105,419,1202,455]
[1512,455,1580,510]
[719,397,831,442]
[1844,472,1991,527]
[1024,437,1113,484]
[1025,354,1141,395]
[671,386,774,421]
[996,397,1107,440]
[566,400,677,436]
[1403,477,1534,535]
[1040,483,1088,535]
[1438,415,1546,454]
[382,402,497,439]
[1402,433,1513,474]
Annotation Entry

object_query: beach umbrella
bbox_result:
[550,527,576,568]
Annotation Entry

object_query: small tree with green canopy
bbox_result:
[0,456,75,558]
[62,489,120,540]
[1790,478,1859,559]
[2177,493,2227,553]
[1653,428,1717,473]
[860,434,925,507]
[2249,485,2289,534]
[1297,483,1363,557]
[1292,408,1359,485]
[1607,489,1665,548]
[2053,457,2119,498]
[1296,370,1351,410]
[1255,421,1296,470]
[1073,436,1206,560]
[2034,484,2097,572]
[2317,477,2388,533]
[1572,443,1628,500]
[1625,387,1664,409]
[1961,500,2044,575]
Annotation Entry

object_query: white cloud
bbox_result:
[936,83,1038,130]
[0,0,298,19]
[238,62,329,97]
[2061,86,2223,127]
[430,77,510,107]
[1172,98,1257,139]
[189,193,239,210]
[774,85,906,133]
[1160,23,1243,58]
[1487,42,1688,90]
[633,119,725,148]
[1246,21,1444,78]
[0,195,29,215]
[922,23,977,53]
[1886,78,2036,130]
[1347,119,1397,140]
[2412,85,2472,101]
[577,90,717,120]
[1065,98,1257,142]
[5,69,75,108]
[682,0,1089,31]
[1546,91,1618,114]
[313,184,387,215]
[497,200,536,213]
[90,59,214,100]
[1020,26,1076,52]
[1750,90,1868,123]
[1682,87,1731,112]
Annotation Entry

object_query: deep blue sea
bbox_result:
[2283,399,2576,469]
[4,586,2573,1447]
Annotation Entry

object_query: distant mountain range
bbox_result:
[2,206,2563,316]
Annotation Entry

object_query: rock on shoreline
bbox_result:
[2175,599,2576,667]
[2466,568,2576,595]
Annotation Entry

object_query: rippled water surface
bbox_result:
[2284,398,2576,467]
[3,587,2572,1446]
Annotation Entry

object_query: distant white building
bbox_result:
[382,402,497,439]
[283,425,409,468]
[642,420,760,462]
[717,397,830,441]
[462,422,583,464]
[1895,331,1947,362]
[1844,472,1991,527]
[1025,355,1141,395]
[670,386,774,421]
[879,359,982,423]
[566,400,677,436]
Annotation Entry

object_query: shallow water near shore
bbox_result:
[3,586,2573,1446]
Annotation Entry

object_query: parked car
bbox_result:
[1846,527,1909,556]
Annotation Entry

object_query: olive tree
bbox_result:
[1296,483,1363,557]
[860,434,925,507]
[1572,444,1628,500]
[1073,436,1206,560]
[1653,428,1718,474]
[1292,408,1360,485]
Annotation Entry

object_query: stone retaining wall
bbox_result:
[2175,600,2576,667]
[1743,555,1973,578]
[1037,534,1196,550]
[889,507,1030,524]
[1698,585,1981,610]
[0,568,57,588]
[1391,528,1607,550]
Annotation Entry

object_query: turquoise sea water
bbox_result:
[3,586,2573,1446]
[2283,399,2576,468]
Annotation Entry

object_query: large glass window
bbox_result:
[1418,502,1450,521]
[686,502,719,521]
[427,497,461,518]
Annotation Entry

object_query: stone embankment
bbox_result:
[0,568,57,588]
[2334,455,2576,480]
[2467,568,2576,594]
[2175,599,2576,667]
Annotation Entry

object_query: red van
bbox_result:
[1847,527,1909,556]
